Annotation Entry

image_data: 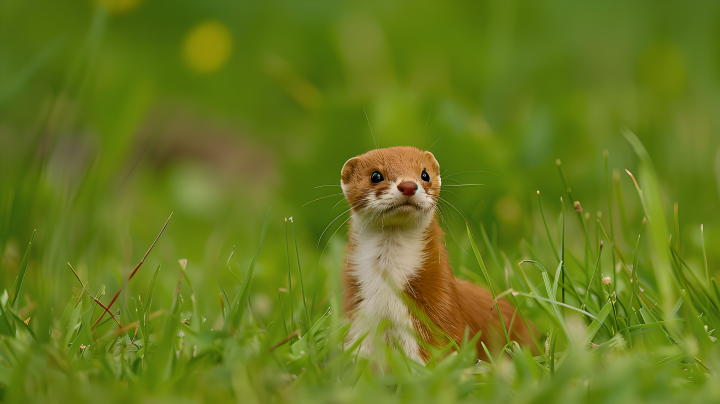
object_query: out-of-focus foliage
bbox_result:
[1,1,720,402]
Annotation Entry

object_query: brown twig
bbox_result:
[174,272,183,296]
[269,329,301,352]
[92,212,173,329]
[112,310,163,336]
[128,323,140,347]
[67,262,123,328]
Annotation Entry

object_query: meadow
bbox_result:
[2,2,720,403]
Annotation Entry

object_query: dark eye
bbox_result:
[370,171,384,183]
[421,169,430,182]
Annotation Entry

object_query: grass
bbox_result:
[1,5,719,401]
[0,132,719,403]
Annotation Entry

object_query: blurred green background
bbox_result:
[2,0,720,330]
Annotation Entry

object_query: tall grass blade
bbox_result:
[284,219,294,331]
[560,197,565,303]
[227,208,271,330]
[604,150,618,290]
[556,160,594,267]
[466,222,510,345]
[583,301,612,346]
[520,260,573,347]
[701,225,709,284]
[622,128,677,315]
[537,191,560,263]
[145,270,184,387]
[212,268,230,317]
[10,229,35,310]
[582,242,604,311]
[480,222,502,271]
[291,218,311,330]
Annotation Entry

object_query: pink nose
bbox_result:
[397,181,418,196]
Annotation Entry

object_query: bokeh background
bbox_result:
[2,0,720,328]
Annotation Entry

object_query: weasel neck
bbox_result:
[351,210,434,235]
[343,212,449,363]
[348,212,434,286]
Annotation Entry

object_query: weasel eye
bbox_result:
[370,171,384,183]
[421,169,430,182]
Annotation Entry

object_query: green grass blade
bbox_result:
[537,191,560,263]
[143,265,161,319]
[466,222,510,345]
[669,246,720,314]
[519,260,573,347]
[512,292,602,323]
[228,207,271,330]
[618,319,684,334]
[552,258,562,300]
[291,218,311,331]
[211,268,231,316]
[622,127,677,316]
[67,286,104,360]
[612,169,632,243]
[556,160,594,268]
[284,219,295,332]
[549,329,558,377]
[179,259,202,332]
[62,302,83,348]
[291,307,331,356]
[10,229,35,310]
[480,222,503,271]
[9,310,37,342]
[560,197,565,303]
[277,291,289,335]
[604,150,617,287]
[0,297,16,337]
[145,270,184,388]
[701,225,709,284]
[583,301,612,346]
[629,235,642,312]
[712,279,720,310]
[582,242,604,311]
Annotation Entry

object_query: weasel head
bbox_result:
[341,146,441,228]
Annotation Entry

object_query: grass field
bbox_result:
[2,2,720,403]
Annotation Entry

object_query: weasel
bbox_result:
[340,146,532,363]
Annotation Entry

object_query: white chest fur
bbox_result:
[345,216,431,364]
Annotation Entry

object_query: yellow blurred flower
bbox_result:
[183,21,232,74]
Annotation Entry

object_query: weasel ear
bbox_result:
[424,151,440,172]
[341,157,359,184]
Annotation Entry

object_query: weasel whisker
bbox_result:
[437,197,469,223]
[318,205,357,248]
[303,193,344,207]
[332,197,348,210]
[444,170,498,178]
[318,213,354,263]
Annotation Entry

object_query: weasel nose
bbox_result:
[397,181,418,196]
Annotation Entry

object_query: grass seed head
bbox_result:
[574,201,583,212]
[545,333,550,355]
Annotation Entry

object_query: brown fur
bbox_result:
[341,146,533,362]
